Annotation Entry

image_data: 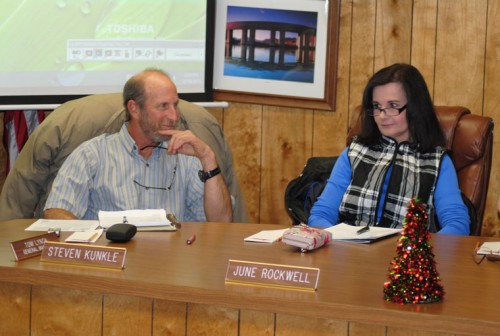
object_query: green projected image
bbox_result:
[0,0,208,98]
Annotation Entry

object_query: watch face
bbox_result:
[198,170,207,182]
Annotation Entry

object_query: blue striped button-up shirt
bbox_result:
[44,123,206,221]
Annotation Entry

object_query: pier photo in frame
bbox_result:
[213,0,339,110]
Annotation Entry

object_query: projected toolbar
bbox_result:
[67,39,204,62]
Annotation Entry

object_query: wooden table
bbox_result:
[0,219,498,336]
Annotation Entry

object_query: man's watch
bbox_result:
[198,167,221,183]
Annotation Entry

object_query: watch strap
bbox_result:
[198,166,221,182]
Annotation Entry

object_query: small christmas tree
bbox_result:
[383,197,445,304]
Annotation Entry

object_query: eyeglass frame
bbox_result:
[367,104,408,117]
[133,144,178,191]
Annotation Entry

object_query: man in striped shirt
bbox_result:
[43,69,232,223]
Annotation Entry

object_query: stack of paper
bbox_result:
[65,229,103,243]
[25,219,100,232]
[324,223,401,244]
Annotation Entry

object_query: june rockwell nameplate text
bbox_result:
[225,259,320,291]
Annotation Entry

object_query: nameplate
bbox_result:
[40,241,126,269]
[10,232,59,261]
[225,259,320,291]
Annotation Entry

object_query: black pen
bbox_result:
[356,224,370,235]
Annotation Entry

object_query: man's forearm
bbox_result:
[44,208,78,219]
[204,175,233,222]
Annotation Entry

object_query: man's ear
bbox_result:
[127,100,140,119]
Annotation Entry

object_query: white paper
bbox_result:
[477,242,500,255]
[25,219,100,232]
[98,209,171,228]
[244,229,288,243]
[324,223,401,243]
[65,229,104,243]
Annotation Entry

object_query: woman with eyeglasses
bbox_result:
[308,63,469,235]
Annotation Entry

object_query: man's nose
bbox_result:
[164,105,178,118]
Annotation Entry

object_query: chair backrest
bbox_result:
[347,106,494,236]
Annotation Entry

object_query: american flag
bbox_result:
[3,110,46,173]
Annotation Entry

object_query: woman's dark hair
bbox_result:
[357,63,445,152]
[122,68,170,121]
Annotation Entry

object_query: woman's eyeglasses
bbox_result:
[367,104,407,117]
[134,144,178,191]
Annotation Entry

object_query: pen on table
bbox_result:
[356,224,370,235]
[186,234,196,245]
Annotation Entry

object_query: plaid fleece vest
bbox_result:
[339,137,445,229]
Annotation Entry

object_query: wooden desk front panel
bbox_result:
[0,282,454,336]
[0,220,498,336]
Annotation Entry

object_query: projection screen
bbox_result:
[0,0,213,105]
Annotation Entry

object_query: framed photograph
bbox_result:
[213,0,339,111]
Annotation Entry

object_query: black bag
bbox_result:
[284,157,337,225]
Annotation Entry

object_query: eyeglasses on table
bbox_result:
[472,243,500,265]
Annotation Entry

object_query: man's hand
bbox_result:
[160,129,232,222]
[161,130,217,170]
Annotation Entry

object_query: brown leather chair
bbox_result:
[348,106,494,236]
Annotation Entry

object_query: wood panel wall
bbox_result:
[212,0,500,236]
[0,0,499,236]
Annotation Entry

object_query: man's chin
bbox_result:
[152,134,172,142]
[142,129,170,143]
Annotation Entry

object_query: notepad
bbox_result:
[477,242,500,255]
[324,223,401,243]
[244,229,288,243]
[98,209,172,229]
[65,229,103,243]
